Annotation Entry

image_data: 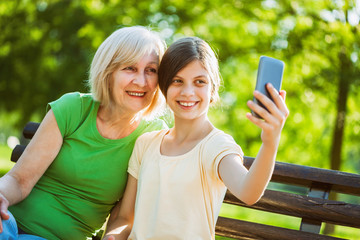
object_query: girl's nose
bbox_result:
[180,84,194,96]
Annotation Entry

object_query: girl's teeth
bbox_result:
[179,102,195,107]
[128,92,145,96]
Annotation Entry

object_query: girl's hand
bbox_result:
[102,235,115,240]
[246,83,289,147]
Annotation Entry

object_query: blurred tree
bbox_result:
[0,0,359,237]
[0,0,91,127]
[277,0,360,234]
[0,0,359,174]
[283,0,360,173]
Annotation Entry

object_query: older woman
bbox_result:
[0,26,167,240]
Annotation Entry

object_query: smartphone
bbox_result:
[252,56,285,118]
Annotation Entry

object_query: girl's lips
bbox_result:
[178,101,197,107]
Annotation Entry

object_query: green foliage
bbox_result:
[0,144,14,177]
[1,0,359,170]
[0,0,359,238]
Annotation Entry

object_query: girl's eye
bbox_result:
[172,79,182,84]
[195,79,206,84]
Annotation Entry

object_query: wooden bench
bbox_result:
[11,122,360,239]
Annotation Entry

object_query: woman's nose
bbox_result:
[132,73,147,87]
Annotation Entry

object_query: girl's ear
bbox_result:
[210,86,216,103]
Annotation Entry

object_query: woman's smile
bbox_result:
[127,91,146,97]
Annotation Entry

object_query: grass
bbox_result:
[0,144,14,176]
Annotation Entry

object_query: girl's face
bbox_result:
[166,60,212,122]
[110,52,159,115]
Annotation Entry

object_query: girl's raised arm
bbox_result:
[219,83,289,205]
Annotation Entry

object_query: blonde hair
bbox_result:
[158,37,220,104]
[88,26,166,118]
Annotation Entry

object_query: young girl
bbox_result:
[103,37,289,240]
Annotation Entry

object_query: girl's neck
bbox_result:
[173,116,213,140]
[160,115,214,156]
[96,104,141,140]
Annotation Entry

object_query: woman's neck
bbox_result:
[96,104,142,140]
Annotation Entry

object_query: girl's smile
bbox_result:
[178,101,197,107]
[167,60,212,121]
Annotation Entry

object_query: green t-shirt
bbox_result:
[9,92,167,240]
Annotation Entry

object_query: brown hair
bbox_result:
[158,37,221,103]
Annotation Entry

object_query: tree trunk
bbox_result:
[330,49,351,171]
[323,48,351,235]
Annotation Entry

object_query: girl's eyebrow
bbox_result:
[194,75,207,78]
[174,74,208,79]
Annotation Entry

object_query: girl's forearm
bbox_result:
[235,143,278,205]
[103,218,132,240]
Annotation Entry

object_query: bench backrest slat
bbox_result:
[244,157,360,196]
[23,122,40,139]
[216,217,346,240]
[224,190,360,229]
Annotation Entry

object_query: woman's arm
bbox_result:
[0,110,63,231]
[219,83,289,205]
[102,175,137,240]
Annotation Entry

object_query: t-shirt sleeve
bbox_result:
[127,133,148,179]
[47,92,82,138]
[203,132,244,182]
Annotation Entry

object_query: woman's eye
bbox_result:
[146,68,157,73]
[123,66,135,71]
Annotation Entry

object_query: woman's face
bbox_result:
[166,60,212,122]
[110,51,159,115]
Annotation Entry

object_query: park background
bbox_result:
[0,0,359,239]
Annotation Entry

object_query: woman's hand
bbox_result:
[0,192,9,233]
[246,83,289,147]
